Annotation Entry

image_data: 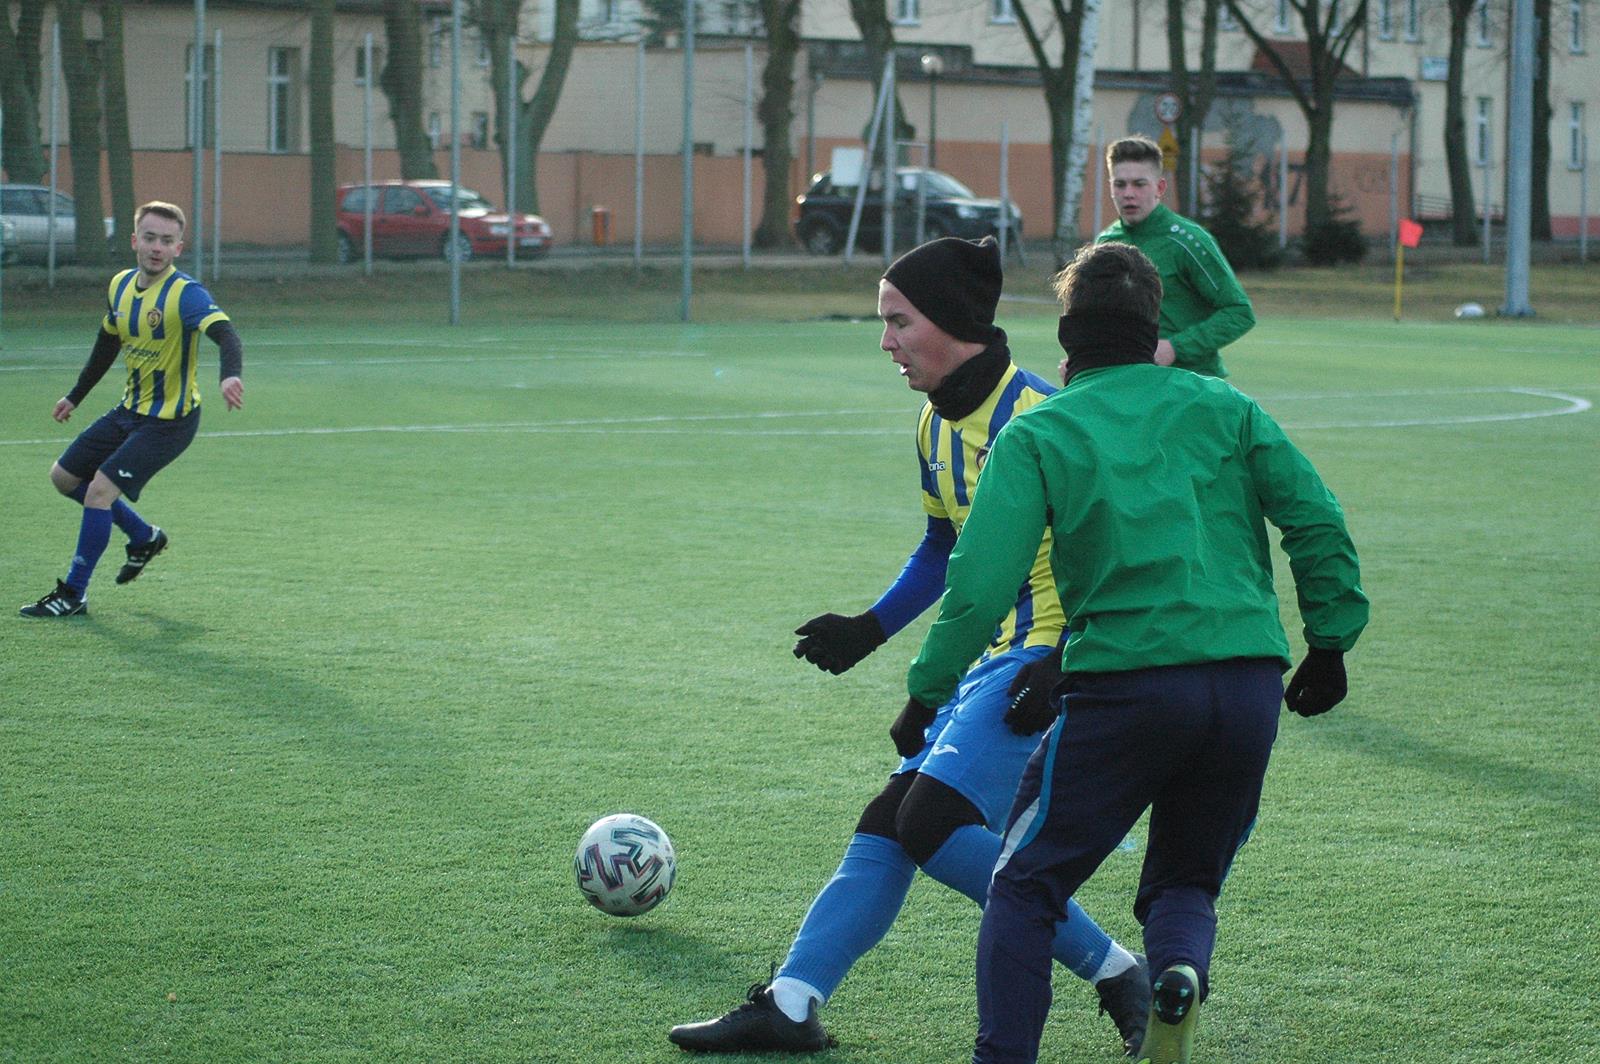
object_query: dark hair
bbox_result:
[1051,242,1162,325]
[134,201,187,233]
[1105,135,1163,172]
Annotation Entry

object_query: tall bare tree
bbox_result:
[1011,0,1103,263]
[101,0,136,254]
[471,0,579,215]
[57,0,107,265]
[1442,0,1478,244]
[1165,0,1222,217]
[754,0,801,247]
[381,0,439,179]
[1224,0,1367,232]
[0,0,48,183]
[847,0,913,144]
[1531,0,1552,239]
[309,0,338,262]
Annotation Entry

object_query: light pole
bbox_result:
[920,53,943,170]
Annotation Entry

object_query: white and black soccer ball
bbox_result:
[573,813,676,917]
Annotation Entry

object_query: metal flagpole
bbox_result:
[882,55,896,267]
[213,28,222,278]
[1481,153,1492,264]
[844,59,893,264]
[1188,125,1199,215]
[1501,0,1534,316]
[506,33,517,267]
[192,0,205,282]
[680,0,695,322]
[999,121,1011,261]
[364,32,374,274]
[449,0,461,324]
[1581,134,1589,264]
[1388,130,1399,255]
[48,22,60,286]
[741,42,752,269]
[1093,123,1104,236]
[634,38,645,267]
[1278,135,1288,250]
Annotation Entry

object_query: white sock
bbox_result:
[769,976,824,1023]
[1091,942,1139,984]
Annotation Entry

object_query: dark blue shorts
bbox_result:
[58,405,200,502]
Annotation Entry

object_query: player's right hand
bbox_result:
[52,398,76,422]
[793,611,886,675]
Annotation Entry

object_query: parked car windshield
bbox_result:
[899,171,977,199]
[421,186,497,213]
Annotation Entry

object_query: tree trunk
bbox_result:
[1530,0,1552,239]
[101,0,136,255]
[58,0,107,266]
[754,0,800,247]
[476,0,521,213]
[516,0,579,215]
[1165,0,1222,216]
[0,6,46,183]
[846,0,912,145]
[1303,98,1334,231]
[381,0,439,179]
[1444,0,1478,244]
[309,0,338,262]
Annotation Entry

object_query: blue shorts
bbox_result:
[896,643,1054,832]
[58,405,200,503]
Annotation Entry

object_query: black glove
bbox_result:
[1284,648,1347,717]
[793,612,887,675]
[1003,654,1067,736]
[890,697,939,758]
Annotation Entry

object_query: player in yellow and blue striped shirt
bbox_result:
[20,201,244,618]
[669,238,1150,1057]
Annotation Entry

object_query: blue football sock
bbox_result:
[922,823,1112,982]
[65,482,153,544]
[111,500,153,545]
[65,507,114,595]
[777,833,916,1002]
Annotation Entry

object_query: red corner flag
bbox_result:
[1398,218,1423,249]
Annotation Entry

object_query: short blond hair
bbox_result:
[134,201,187,233]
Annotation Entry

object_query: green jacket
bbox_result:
[1095,204,1255,378]
[907,363,1368,708]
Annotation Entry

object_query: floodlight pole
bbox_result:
[192,0,205,282]
[1278,135,1288,250]
[1500,0,1534,316]
[680,0,695,322]
[882,55,896,267]
[1388,130,1399,254]
[742,42,753,269]
[507,33,518,267]
[1580,134,1589,264]
[999,121,1012,262]
[449,0,461,325]
[48,23,59,287]
[1092,123,1104,236]
[634,38,645,268]
[363,32,374,274]
[213,28,222,279]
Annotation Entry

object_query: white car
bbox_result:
[0,184,115,264]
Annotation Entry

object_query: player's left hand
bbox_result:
[1284,648,1347,716]
[220,376,244,410]
[1003,654,1067,735]
[890,697,938,758]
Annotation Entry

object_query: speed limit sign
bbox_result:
[1154,92,1182,125]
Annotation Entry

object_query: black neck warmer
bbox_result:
[929,331,1011,421]
[1057,311,1159,383]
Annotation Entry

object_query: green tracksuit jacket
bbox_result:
[1095,204,1256,378]
[907,363,1368,708]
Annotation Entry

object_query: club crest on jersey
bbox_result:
[146,308,163,329]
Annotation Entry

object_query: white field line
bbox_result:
[0,389,1589,448]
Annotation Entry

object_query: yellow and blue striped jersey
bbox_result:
[917,363,1066,655]
[101,265,229,419]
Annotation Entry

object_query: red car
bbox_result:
[334,180,552,263]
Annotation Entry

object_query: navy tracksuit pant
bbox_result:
[972,658,1284,1064]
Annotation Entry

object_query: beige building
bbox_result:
[8,0,1594,247]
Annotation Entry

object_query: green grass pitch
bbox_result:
[1,277,1596,1063]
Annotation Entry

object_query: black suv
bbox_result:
[794,167,1022,255]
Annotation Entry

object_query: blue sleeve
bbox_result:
[869,516,957,637]
[178,282,227,329]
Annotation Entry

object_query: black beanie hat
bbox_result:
[883,235,1002,344]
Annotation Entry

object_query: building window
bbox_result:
[1219,4,1239,29]
[355,44,382,85]
[990,0,1015,23]
[1571,101,1587,168]
[427,112,442,150]
[476,31,490,66]
[184,44,215,148]
[267,47,299,153]
[1405,0,1420,39]
[1274,0,1291,32]
[471,111,489,149]
[1377,0,1394,38]
[1475,96,1492,166]
[429,18,445,67]
[894,0,920,26]
[1475,0,1492,46]
[1572,0,1586,52]
[603,0,620,23]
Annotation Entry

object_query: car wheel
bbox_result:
[336,232,354,265]
[798,218,844,256]
[442,233,474,263]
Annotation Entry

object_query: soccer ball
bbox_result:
[573,813,676,917]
